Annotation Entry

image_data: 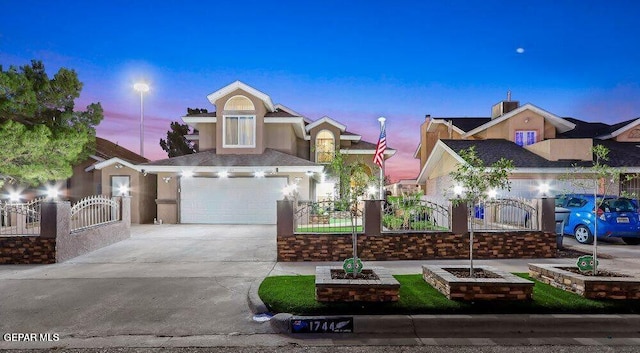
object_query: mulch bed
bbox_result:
[558,266,630,278]
[331,269,380,280]
[445,268,502,279]
[556,247,614,259]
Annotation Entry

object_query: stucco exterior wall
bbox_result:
[156,172,178,224]
[214,89,267,154]
[264,123,297,154]
[482,110,546,142]
[66,159,100,202]
[196,123,216,150]
[525,138,593,161]
[615,127,640,142]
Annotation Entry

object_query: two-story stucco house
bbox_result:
[94,81,395,224]
[415,97,640,199]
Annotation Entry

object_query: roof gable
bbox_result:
[462,104,576,138]
[206,81,275,112]
[598,117,640,139]
[305,116,347,132]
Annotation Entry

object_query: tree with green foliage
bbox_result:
[159,121,196,157]
[565,144,636,274]
[327,151,375,277]
[449,146,514,277]
[0,60,103,186]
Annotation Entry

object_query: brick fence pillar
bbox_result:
[40,201,71,239]
[277,199,294,237]
[451,202,468,234]
[364,200,381,236]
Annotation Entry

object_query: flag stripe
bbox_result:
[373,124,386,167]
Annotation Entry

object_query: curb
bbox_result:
[270,313,640,336]
[247,277,269,314]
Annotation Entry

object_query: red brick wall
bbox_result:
[0,237,56,264]
[277,232,556,262]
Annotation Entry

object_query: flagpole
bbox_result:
[378,117,386,200]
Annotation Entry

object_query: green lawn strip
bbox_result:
[295,226,363,233]
[258,273,640,315]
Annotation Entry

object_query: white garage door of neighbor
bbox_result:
[180,177,287,224]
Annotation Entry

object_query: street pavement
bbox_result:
[1,225,640,350]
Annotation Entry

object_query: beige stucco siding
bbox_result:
[480,110,546,142]
[615,127,640,142]
[264,124,296,154]
[196,123,216,151]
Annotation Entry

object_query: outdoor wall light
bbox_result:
[181,170,194,178]
[538,183,550,196]
[254,170,265,178]
[218,170,229,178]
[45,186,60,200]
[162,176,172,183]
[115,163,123,169]
[118,185,130,196]
[305,171,314,176]
[8,191,21,203]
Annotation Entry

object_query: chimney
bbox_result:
[425,114,431,121]
[491,92,519,119]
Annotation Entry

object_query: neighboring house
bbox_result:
[65,137,156,224]
[415,98,640,199]
[95,81,395,224]
[386,179,421,196]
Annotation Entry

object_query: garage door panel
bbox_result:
[180,177,286,224]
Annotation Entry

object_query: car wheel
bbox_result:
[622,237,640,245]
[574,225,594,244]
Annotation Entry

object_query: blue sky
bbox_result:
[2,0,640,180]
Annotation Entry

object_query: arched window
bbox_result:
[224,95,255,111]
[315,130,335,163]
[223,95,256,147]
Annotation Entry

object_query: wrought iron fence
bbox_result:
[0,197,44,236]
[71,195,120,232]
[294,200,364,233]
[382,197,451,232]
[470,197,539,231]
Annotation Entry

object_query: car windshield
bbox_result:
[601,198,637,213]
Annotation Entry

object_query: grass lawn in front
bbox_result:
[258,273,640,315]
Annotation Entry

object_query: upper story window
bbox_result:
[224,95,255,111]
[224,115,255,147]
[515,130,536,147]
[315,130,335,163]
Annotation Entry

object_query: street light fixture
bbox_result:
[134,82,150,157]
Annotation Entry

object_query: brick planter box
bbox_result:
[423,265,534,301]
[529,263,640,299]
[315,266,400,302]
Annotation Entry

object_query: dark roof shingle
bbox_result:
[95,137,148,163]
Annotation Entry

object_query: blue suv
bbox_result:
[556,194,640,245]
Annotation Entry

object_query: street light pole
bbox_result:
[134,82,150,157]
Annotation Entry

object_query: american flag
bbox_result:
[373,122,386,167]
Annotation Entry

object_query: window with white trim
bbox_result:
[315,130,335,163]
[224,95,255,110]
[111,175,130,197]
[224,115,255,147]
[515,130,536,147]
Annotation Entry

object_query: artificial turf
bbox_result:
[258,273,640,315]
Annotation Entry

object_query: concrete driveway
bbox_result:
[0,224,279,345]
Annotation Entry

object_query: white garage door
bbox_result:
[180,177,287,224]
